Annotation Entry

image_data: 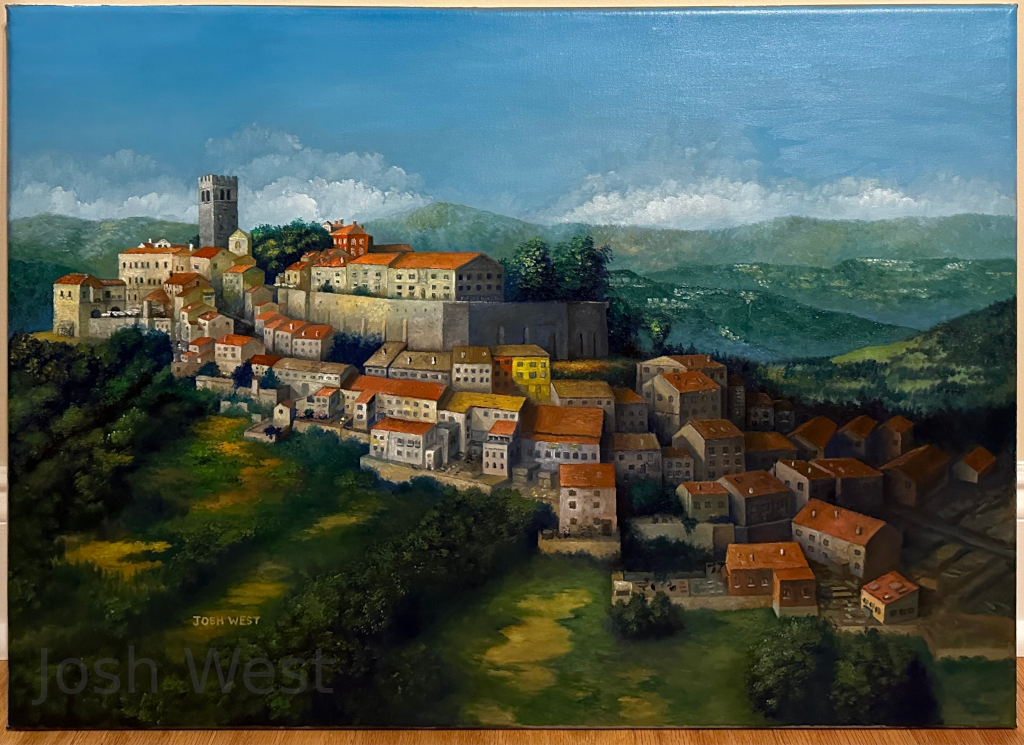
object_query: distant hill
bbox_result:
[9,258,78,335]
[9,214,198,277]
[761,298,1016,412]
[367,203,1015,269]
[608,269,916,362]
[649,258,1016,330]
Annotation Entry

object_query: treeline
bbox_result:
[8,329,217,621]
[746,617,939,725]
[252,220,332,282]
[503,235,613,303]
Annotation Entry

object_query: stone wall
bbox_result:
[86,316,172,339]
[303,292,608,360]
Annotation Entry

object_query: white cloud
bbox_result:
[9,126,431,225]
[555,175,1016,229]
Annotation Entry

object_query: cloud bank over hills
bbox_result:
[9,124,1015,230]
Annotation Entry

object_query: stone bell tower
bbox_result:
[198,174,238,248]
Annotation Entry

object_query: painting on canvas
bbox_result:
[6,5,1016,728]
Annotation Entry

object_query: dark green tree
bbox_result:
[504,238,559,302]
[259,368,281,390]
[195,361,220,377]
[251,220,332,282]
[607,591,683,640]
[231,361,253,389]
[552,234,613,301]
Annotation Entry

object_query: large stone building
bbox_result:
[520,405,604,472]
[643,371,721,444]
[198,174,239,249]
[550,379,615,430]
[672,419,745,481]
[635,354,727,394]
[558,463,617,538]
[792,499,901,580]
[719,470,793,543]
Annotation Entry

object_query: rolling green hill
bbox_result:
[608,270,916,361]
[648,258,1016,329]
[760,298,1016,411]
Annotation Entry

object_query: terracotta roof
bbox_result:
[657,371,719,394]
[748,392,774,407]
[452,345,492,364]
[54,273,102,287]
[684,419,743,440]
[371,417,436,436]
[812,458,881,479]
[285,260,312,272]
[249,354,282,367]
[491,344,550,358]
[190,336,216,348]
[165,272,203,285]
[191,246,226,259]
[881,415,913,434]
[142,288,171,304]
[551,379,614,399]
[790,416,837,450]
[313,254,348,267]
[775,460,834,481]
[226,263,259,274]
[255,311,284,322]
[314,386,340,398]
[216,334,257,347]
[391,351,452,371]
[276,320,310,335]
[559,463,616,489]
[392,251,483,270]
[612,387,645,404]
[661,446,694,460]
[793,499,889,546]
[442,392,527,413]
[862,571,918,605]
[247,285,270,294]
[348,374,448,401]
[666,354,722,369]
[120,246,180,255]
[521,405,604,440]
[100,278,126,286]
[373,243,414,253]
[720,470,788,498]
[959,446,997,476]
[264,317,290,332]
[603,432,660,451]
[679,480,727,495]
[349,253,402,266]
[881,444,950,484]
[725,542,810,571]
[744,431,797,452]
[488,419,519,436]
[198,311,221,322]
[774,566,816,582]
[839,415,877,440]
[180,301,211,314]
[296,324,335,340]
[529,433,600,445]
[330,222,368,236]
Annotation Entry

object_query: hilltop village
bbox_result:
[52,174,1005,631]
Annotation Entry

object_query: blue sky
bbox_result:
[7,6,1017,229]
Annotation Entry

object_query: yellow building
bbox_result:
[492,344,550,401]
[52,274,127,337]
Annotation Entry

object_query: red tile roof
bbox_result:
[559,463,616,488]
[314,254,348,267]
[330,222,368,236]
[296,324,335,340]
[191,246,226,259]
[792,499,888,546]
[488,419,518,436]
[54,273,102,287]
[603,432,660,451]
[120,246,181,255]
[725,542,809,571]
[612,387,645,404]
[142,288,171,304]
[190,337,215,348]
[392,252,483,270]
[350,253,402,266]
[839,415,877,440]
[666,354,723,369]
[198,311,221,322]
[812,458,881,479]
[371,417,436,436]
[684,419,743,440]
[680,480,727,495]
[226,263,259,274]
[100,278,126,286]
[776,460,834,481]
[249,354,282,367]
[314,386,340,398]
[790,416,837,450]
[661,446,694,460]
[882,444,950,484]
[720,470,788,498]
[881,415,913,434]
[862,571,918,606]
[744,431,796,452]
[256,311,284,322]
[348,374,448,401]
[276,320,309,335]
[216,334,257,347]
[521,405,604,440]
[959,446,997,476]
[165,272,203,285]
[658,371,719,394]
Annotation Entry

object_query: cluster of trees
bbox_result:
[746,617,939,726]
[607,592,684,640]
[503,235,613,303]
[325,332,383,369]
[8,329,216,621]
[252,220,332,282]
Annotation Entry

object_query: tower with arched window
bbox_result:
[198,174,238,249]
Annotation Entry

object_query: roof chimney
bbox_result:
[834,509,839,518]
[855,525,863,535]
[779,548,785,555]
[748,488,753,494]
[749,553,754,562]
[189,243,194,251]
[811,509,817,517]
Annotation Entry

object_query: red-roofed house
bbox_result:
[196,311,233,342]
[612,387,648,434]
[881,444,950,507]
[293,324,336,361]
[811,458,884,512]
[832,415,877,460]
[724,542,817,617]
[558,463,617,537]
[483,418,520,478]
[792,499,901,580]
[323,220,372,257]
[118,245,181,306]
[347,253,401,295]
[874,415,915,465]
[273,319,310,357]
[309,386,341,419]
[311,253,350,292]
[280,260,313,291]
[342,375,449,431]
[642,371,721,443]
[520,405,605,471]
[861,571,919,624]
[789,416,838,460]
[215,334,265,374]
[249,354,283,379]
[389,252,505,301]
[222,263,266,315]
[180,336,216,366]
[188,247,235,291]
[719,470,793,543]
[254,311,285,337]
[244,285,275,320]
[773,460,837,511]
[370,417,447,469]
[953,446,998,483]
[672,419,745,481]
